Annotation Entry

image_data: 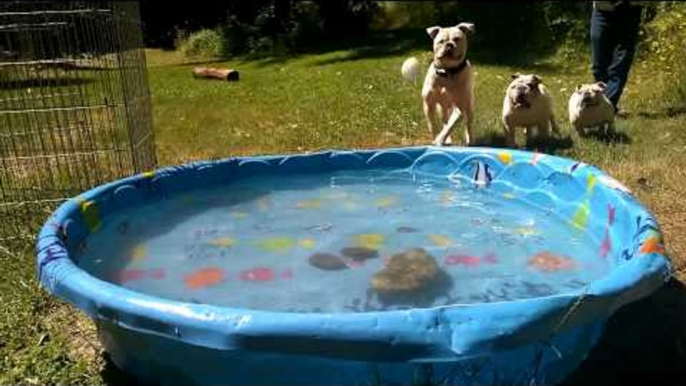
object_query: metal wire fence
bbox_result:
[0,1,156,245]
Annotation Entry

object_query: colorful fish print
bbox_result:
[296,199,322,209]
[569,162,583,174]
[79,199,101,233]
[599,229,612,258]
[130,245,147,261]
[498,151,513,165]
[375,195,399,208]
[428,234,452,247]
[530,152,544,165]
[597,174,632,194]
[240,267,275,282]
[355,234,384,249]
[514,226,539,237]
[528,251,576,272]
[445,252,499,267]
[299,238,316,249]
[257,237,296,253]
[115,268,165,284]
[208,237,236,248]
[232,211,249,219]
[440,189,454,206]
[445,254,481,267]
[608,204,616,226]
[184,267,224,289]
[639,235,666,255]
[503,193,516,200]
[621,216,662,261]
[473,161,493,188]
[570,200,590,230]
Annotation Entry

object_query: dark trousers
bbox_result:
[590,5,643,111]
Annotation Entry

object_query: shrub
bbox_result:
[179,28,223,60]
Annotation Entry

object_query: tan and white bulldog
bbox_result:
[502,73,560,147]
[568,81,615,136]
[421,22,476,146]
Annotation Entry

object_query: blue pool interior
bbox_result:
[37,147,671,386]
[77,169,610,313]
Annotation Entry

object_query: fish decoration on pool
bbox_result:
[184,267,224,289]
[354,234,385,249]
[428,234,452,247]
[257,237,296,253]
[444,252,499,267]
[527,251,576,272]
[130,245,147,262]
[114,268,166,284]
[375,195,399,208]
[473,161,493,188]
[207,237,236,248]
[599,204,616,258]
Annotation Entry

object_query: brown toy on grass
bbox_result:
[192,67,239,81]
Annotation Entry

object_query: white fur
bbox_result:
[501,74,559,147]
[421,23,476,146]
[568,83,615,136]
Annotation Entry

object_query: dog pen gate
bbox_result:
[0,1,155,245]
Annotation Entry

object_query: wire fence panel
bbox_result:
[0,1,155,244]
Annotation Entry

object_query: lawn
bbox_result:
[2,34,685,385]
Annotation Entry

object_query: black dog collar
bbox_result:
[434,58,468,77]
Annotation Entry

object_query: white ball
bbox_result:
[401,57,420,82]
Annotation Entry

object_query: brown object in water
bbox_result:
[371,248,438,294]
[192,67,239,81]
[308,252,349,271]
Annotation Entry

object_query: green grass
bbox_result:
[2,36,685,385]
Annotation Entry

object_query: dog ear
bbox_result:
[426,26,441,40]
[595,81,607,90]
[576,84,583,91]
[456,22,475,34]
[511,73,521,80]
[531,75,542,84]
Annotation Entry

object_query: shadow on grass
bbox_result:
[562,278,686,385]
[635,104,686,120]
[216,28,567,71]
[582,128,632,145]
[471,132,575,153]
[0,77,94,90]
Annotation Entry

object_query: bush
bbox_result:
[178,28,223,60]
[639,1,686,107]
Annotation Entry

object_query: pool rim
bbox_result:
[35,145,672,362]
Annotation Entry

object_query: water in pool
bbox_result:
[77,170,609,313]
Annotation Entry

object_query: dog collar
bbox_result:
[434,58,468,77]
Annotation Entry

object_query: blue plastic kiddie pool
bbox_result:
[36,146,671,385]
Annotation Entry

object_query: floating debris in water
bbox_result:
[396,226,419,233]
[527,251,576,272]
[340,247,379,262]
[184,267,224,289]
[371,248,438,293]
[240,267,275,282]
[308,252,349,271]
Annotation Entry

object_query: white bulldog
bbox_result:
[568,82,615,136]
[421,23,476,146]
[502,73,560,147]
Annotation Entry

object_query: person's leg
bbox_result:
[605,6,643,110]
[590,8,614,84]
